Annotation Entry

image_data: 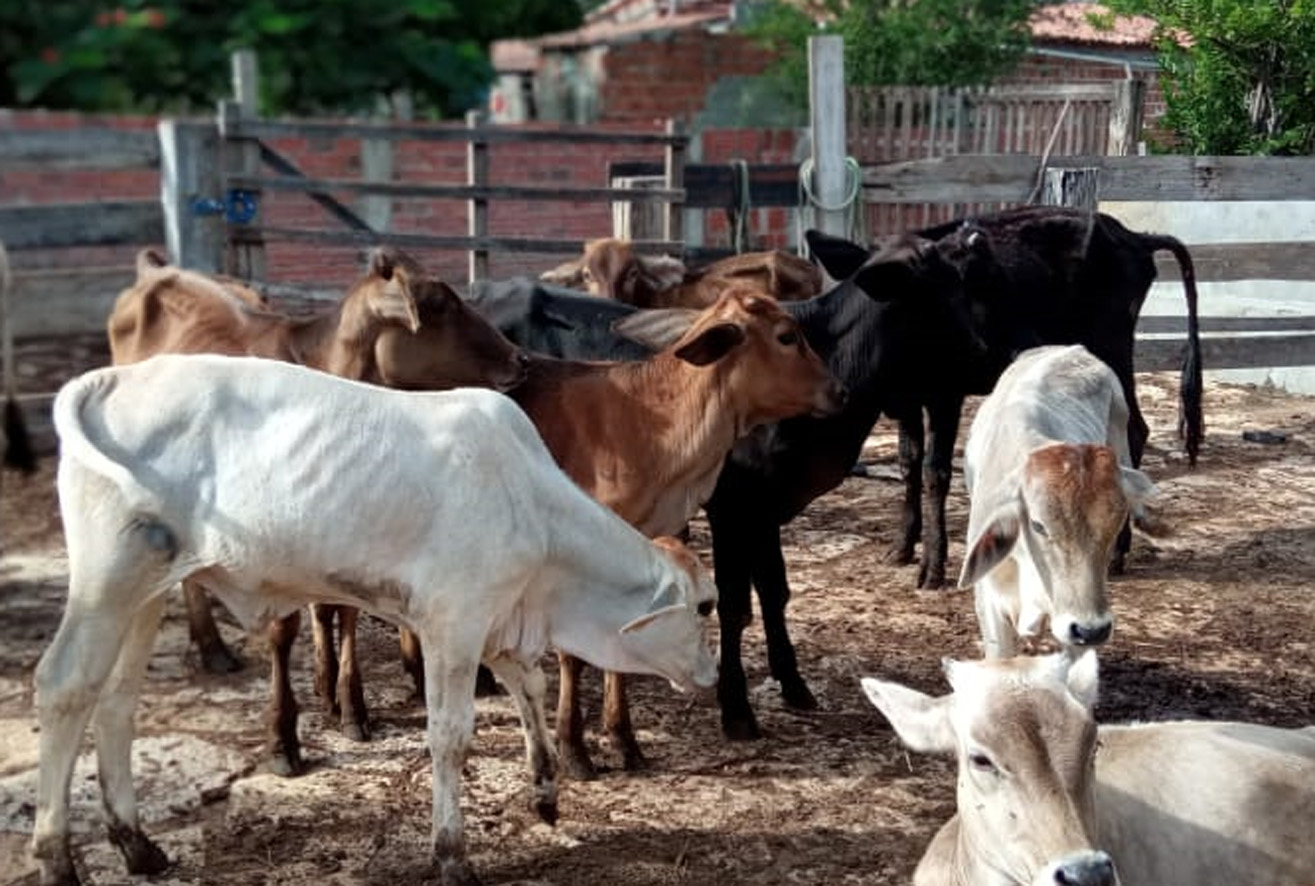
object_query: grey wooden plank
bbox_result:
[1140,315,1315,334]
[225,117,687,147]
[226,173,685,204]
[1135,334,1315,371]
[862,155,1315,204]
[0,128,159,169]
[10,266,133,336]
[1153,242,1315,282]
[253,226,683,256]
[0,202,162,249]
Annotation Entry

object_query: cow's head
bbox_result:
[580,238,687,307]
[616,536,719,694]
[861,652,1117,886]
[359,248,529,392]
[958,444,1155,648]
[612,284,846,423]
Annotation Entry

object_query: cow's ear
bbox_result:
[958,507,1022,588]
[673,322,745,366]
[540,255,587,288]
[372,267,422,333]
[136,248,170,276]
[612,308,701,350]
[1065,649,1100,710]
[619,603,686,635]
[861,677,955,754]
[806,229,870,281]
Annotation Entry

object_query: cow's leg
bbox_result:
[554,652,596,780]
[973,575,1020,660]
[602,671,645,770]
[1111,361,1148,575]
[92,594,170,876]
[486,655,558,824]
[183,580,242,673]
[752,520,815,712]
[890,411,925,566]
[33,567,170,886]
[474,664,502,697]
[919,395,965,590]
[707,503,760,741]
[399,628,426,701]
[335,607,370,741]
[264,610,303,776]
[310,603,340,715]
[420,639,482,886]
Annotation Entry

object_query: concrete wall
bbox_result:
[1103,200,1315,394]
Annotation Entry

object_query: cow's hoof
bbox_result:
[917,569,947,591]
[559,749,598,782]
[474,667,504,698]
[438,858,482,886]
[885,546,916,567]
[721,709,761,742]
[267,748,304,778]
[38,852,80,886]
[199,645,243,674]
[108,823,169,875]
[1108,553,1127,576]
[780,679,818,711]
[615,741,648,772]
[534,797,559,825]
[341,719,371,742]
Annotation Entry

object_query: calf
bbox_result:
[108,248,529,771]
[543,238,821,308]
[35,354,718,886]
[470,228,991,740]
[509,287,844,777]
[861,651,1315,886]
[959,345,1155,657]
[809,205,1204,589]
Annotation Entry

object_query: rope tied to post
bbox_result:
[796,155,867,252]
[727,159,752,255]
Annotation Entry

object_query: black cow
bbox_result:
[470,229,992,741]
[809,205,1204,589]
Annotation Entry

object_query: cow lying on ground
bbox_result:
[108,248,529,771]
[809,205,1204,589]
[470,227,990,740]
[861,651,1315,886]
[35,354,718,886]
[0,240,37,480]
[542,238,822,308]
[959,345,1156,657]
[499,286,843,778]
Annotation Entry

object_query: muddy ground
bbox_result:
[1,344,1313,885]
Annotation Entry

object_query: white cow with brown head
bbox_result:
[958,345,1156,657]
[862,651,1315,886]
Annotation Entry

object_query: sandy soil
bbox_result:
[1,355,1312,886]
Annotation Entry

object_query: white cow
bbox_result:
[861,651,1315,886]
[32,353,719,886]
[958,345,1155,656]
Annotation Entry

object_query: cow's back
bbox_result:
[1094,721,1315,885]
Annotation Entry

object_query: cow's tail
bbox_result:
[1142,233,1203,466]
[0,242,35,473]
[52,369,157,515]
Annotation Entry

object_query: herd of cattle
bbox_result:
[8,206,1314,886]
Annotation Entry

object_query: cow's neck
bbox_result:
[913,816,1000,886]
[285,301,376,380]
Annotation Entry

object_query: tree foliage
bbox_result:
[1104,0,1315,154]
[0,0,582,117]
[744,0,1039,105]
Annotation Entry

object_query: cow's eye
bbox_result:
[968,752,997,774]
[697,600,715,618]
[1030,519,1048,539]
[777,330,799,346]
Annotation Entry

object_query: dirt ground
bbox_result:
[1,343,1313,885]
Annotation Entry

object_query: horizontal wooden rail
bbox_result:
[1135,333,1315,372]
[1140,314,1315,334]
[611,161,800,209]
[0,201,162,249]
[862,155,1315,203]
[223,117,687,147]
[227,173,685,204]
[1153,242,1315,283]
[253,225,683,255]
[0,128,160,170]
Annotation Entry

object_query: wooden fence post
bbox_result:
[223,49,266,280]
[467,110,489,285]
[663,118,685,248]
[611,176,665,240]
[808,35,848,238]
[158,119,226,273]
[1108,79,1147,156]
[1042,167,1100,210]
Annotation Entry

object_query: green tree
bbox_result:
[1104,0,1315,154]
[744,0,1039,105]
[0,0,582,117]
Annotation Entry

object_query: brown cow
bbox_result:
[543,238,822,309]
[107,247,529,773]
[502,286,845,777]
